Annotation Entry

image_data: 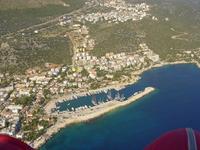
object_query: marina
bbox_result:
[33,85,155,148]
[55,89,127,112]
[41,64,200,150]
[44,84,127,114]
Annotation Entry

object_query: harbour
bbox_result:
[44,84,128,114]
[34,85,155,148]
[41,64,200,150]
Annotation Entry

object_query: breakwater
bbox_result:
[33,87,155,148]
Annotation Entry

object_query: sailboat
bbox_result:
[115,91,126,101]
[120,93,125,101]
[107,90,113,101]
[92,95,98,106]
[115,91,121,101]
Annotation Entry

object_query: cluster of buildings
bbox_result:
[0,105,22,138]
[152,16,170,22]
[0,42,160,118]
[0,65,65,141]
[0,0,159,143]
[78,0,150,24]
[168,48,200,62]
[0,85,13,102]
[0,42,160,109]
[74,43,160,74]
[59,15,73,26]
[139,43,160,63]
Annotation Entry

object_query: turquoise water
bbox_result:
[41,64,200,150]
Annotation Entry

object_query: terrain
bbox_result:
[0,0,86,73]
[0,0,66,10]
[0,0,200,73]
[90,0,200,59]
[0,0,200,146]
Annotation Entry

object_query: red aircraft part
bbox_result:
[0,134,34,150]
[145,128,200,150]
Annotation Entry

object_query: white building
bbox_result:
[6,105,23,113]
[0,117,6,128]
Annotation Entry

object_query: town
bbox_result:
[78,0,150,24]
[0,40,160,144]
[1,0,200,148]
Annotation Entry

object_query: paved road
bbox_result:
[0,1,98,39]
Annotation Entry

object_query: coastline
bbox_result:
[33,87,155,148]
[34,60,200,149]
[44,76,140,114]
[45,60,200,114]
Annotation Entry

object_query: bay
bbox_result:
[41,64,200,150]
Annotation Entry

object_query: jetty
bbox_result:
[33,87,155,148]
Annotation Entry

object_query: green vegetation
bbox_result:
[0,0,86,35]
[0,25,73,73]
[96,68,108,77]
[113,71,124,81]
[81,68,89,77]
[0,0,65,10]
[90,82,101,90]
[15,95,35,107]
[112,68,131,81]
[143,0,200,59]
[1,0,200,74]
[0,78,12,88]
[89,0,200,60]
[89,21,140,56]
[0,0,86,73]
[23,117,51,141]
[43,89,51,99]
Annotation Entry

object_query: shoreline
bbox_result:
[44,76,140,114]
[33,87,155,149]
[34,61,200,149]
[45,60,200,113]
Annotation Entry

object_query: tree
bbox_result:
[81,68,89,76]
[43,89,51,99]
[15,95,35,107]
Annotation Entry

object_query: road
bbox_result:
[0,0,98,39]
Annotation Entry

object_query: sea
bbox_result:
[40,64,200,150]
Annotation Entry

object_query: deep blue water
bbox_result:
[41,64,200,150]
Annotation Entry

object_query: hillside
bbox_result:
[0,0,85,35]
[0,0,86,73]
[0,0,66,10]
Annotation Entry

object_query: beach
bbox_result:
[33,87,155,148]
